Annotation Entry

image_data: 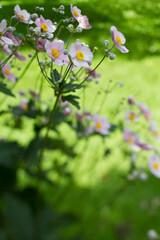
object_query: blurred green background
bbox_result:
[1,0,160,240]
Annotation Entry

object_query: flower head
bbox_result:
[70,4,81,20]
[20,99,28,111]
[148,155,160,178]
[69,40,93,68]
[45,39,69,66]
[77,15,91,29]
[139,103,152,122]
[35,15,56,38]
[14,4,33,24]
[0,19,13,45]
[2,63,16,83]
[125,110,139,123]
[150,121,160,141]
[110,26,129,53]
[93,114,110,135]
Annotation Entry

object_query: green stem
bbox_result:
[38,91,61,171]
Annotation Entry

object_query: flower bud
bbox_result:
[59,10,65,15]
[28,53,33,57]
[11,15,17,20]
[104,40,109,47]
[31,13,38,20]
[35,6,40,11]
[29,27,34,32]
[105,49,109,54]
[40,60,45,65]
[147,229,159,239]
[109,53,116,60]
[52,7,56,11]
[59,5,65,10]
[76,26,82,33]
[68,24,74,32]
[34,27,41,35]
[40,7,44,12]
[63,49,68,55]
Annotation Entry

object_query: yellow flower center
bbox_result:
[41,23,48,32]
[153,162,159,170]
[51,49,60,58]
[116,36,122,45]
[76,51,84,61]
[129,113,135,121]
[96,122,102,129]
[128,137,133,144]
[18,14,25,20]
[22,104,28,111]
[73,10,79,17]
[4,69,10,75]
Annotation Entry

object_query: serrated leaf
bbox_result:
[53,69,60,82]
[63,83,83,91]
[62,95,80,110]
[0,82,15,97]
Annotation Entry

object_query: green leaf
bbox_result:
[63,83,83,91]
[0,82,15,97]
[62,95,80,110]
[53,69,60,82]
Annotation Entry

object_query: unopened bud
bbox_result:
[68,24,74,32]
[28,53,33,57]
[59,5,65,10]
[94,47,98,51]
[76,26,82,33]
[109,53,116,60]
[59,10,65,15]
[40,7,44,12]
[63,49,68,55]
[29,27,34,32]
[31,13,38,20]
[104,40,109,47]
[147,229,159,239]
[40,60,45,65]
[52,7,56,11]
[35,6,40,11]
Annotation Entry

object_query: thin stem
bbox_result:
[38,91,61,172]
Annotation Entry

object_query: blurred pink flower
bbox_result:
[139,103,152,122]
[110,26,129,53]
[86,68,101,79]
[69,40,93,68]
[63,107,72,116]
[150,121,160,141]
[36,38,47,51]
[2,63,16,83]
[125,110,139,123]
[93,114,110,135]
[148,155,160,178]
[20,99,28,111]
[0,20,13,45]
[77,15,91,29]
[14,5,33,24]
[35,15,56,38]
[128,95,136,105]
[45,39,69,66]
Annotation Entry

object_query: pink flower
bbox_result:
[123,128,153,151]
[20,99,28,111]
[2,63,16,83]
[69,40,93,68]
[125,110,139,123]
[139,103,152,122]
[150,121,160,141]
[2,44,26,61]
[70,4,82,20]
[0,20,13,45]
[0,4,2,8]
[36,38,47,51]
[35,15,56,38]
[5,32,21,46]
[148,155,160,178]
[128,95,136,105]
[86,68,101,79]
[110,26,129,53]
[77,15,91,29]
[45,39,69,66]
[14,5,33,24]
[63,107,72,116]
[93,114,110,135]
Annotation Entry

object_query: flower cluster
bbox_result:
[123,95,160,179]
